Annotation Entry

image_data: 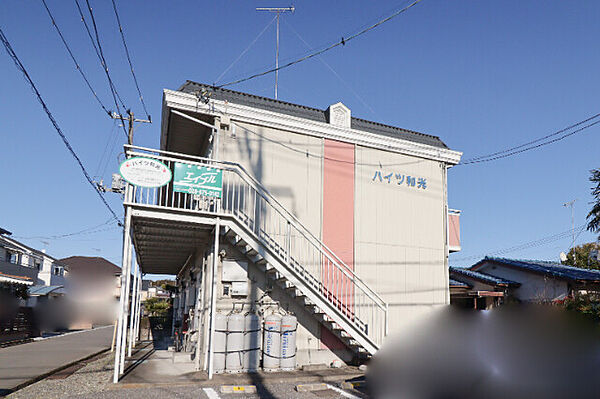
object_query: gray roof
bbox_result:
[474,257,600,283]
[450,266,520,287]
[178,81,449,149]
[449,278,470,288]
[29,285,64,296]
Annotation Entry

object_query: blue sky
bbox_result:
[1,0,599,273]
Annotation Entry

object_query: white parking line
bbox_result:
[326,384,362,399]
[202,387,221,399]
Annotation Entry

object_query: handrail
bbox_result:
[125,145,387,309]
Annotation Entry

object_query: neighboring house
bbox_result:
[115,80,463,374]
[59,256,121,298]
[147,285,171,299]
[450,257,600,307]
[59,256,122,328]
[0,228,67,293]
[449,266,520,309]
[470,257,600,302]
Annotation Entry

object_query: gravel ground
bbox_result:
[6,352,364,399]
[7,352,115,399]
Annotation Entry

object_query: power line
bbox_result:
[0,25,120,222]
[459,113,600,165]
[110,0,151,121]
[13,218,117,240]
[284,19,377,117]
[232,122,428,167]
[214,15,277,84]
[451,224,587,263]
[217,0,424,88]
[40,0,110,116]
[79,0,129,139]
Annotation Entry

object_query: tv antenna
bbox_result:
[563,199,577,249]
[256,6,295,100]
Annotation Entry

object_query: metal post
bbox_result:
[133,272,142,344]
[194,262,204,371]
[119,242,133,374]
[128,261,139,357]
[113,197,132,383]
[207,218,220,379]
[256,6,294,99]
[275,11,279,99]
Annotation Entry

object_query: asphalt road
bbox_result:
[0,326,113,395]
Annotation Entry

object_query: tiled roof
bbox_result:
[178,81,449,149]
[449,278,470,288]
[475,257,600,282]
[449,266,520,287]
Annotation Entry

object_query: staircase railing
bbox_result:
[123,145,388,350]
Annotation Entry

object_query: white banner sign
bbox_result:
[119,157,172,188]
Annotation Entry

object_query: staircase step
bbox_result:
[250,255,267,265]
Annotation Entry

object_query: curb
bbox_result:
[5,347,111,396]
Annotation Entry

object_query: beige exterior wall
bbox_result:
[219,121,324,239]
[219,121,450,338]
[355,146,448,334]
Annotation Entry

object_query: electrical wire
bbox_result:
[12,219,117,240]
[78,0,129,139]
[459,113,600,165]
[110,0,151,121]
[284,19,377,117]
[232,122,428,167]
[450,224,587,263]
[40,0,110,116]
[214,15,277,85]
[0,25,120,223]
[217,0,424,88]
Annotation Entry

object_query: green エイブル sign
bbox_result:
[173,162,223,198]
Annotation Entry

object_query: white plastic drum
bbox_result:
[225,313,245,373]
[262,313,281,371]
[213,313,228,373]
[280,314,297,371]
[243,312,261,372]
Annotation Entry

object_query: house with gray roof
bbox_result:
[449,266,520,309]
[469,257,600,302]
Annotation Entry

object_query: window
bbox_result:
[35,260,42,271]
[5,251,20,264]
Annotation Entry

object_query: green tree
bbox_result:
[562,242,600,270]
[144,297,171,317]
[587,168,600,239]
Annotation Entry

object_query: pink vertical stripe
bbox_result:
[321,139,354,350]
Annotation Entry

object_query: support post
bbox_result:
[133,272,142,344]
[128,261,139,357]
[119,240,133,374]
[113,198,132,383]
[207,218,220,380]
[194,261,204,371]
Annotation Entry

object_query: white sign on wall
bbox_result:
[119,157,172,188]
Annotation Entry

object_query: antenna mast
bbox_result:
[256,6,295,100]
[563,199,578,249]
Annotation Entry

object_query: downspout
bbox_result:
[443,163,450,305]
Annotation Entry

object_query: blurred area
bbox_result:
[368,305,600,399]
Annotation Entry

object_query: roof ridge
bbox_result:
[179,81,448,147]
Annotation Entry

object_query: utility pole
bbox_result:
[256,6,295,100]
[111,110,151,146]
[563,199,577,249]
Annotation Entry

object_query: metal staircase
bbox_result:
[125,145,388,357]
